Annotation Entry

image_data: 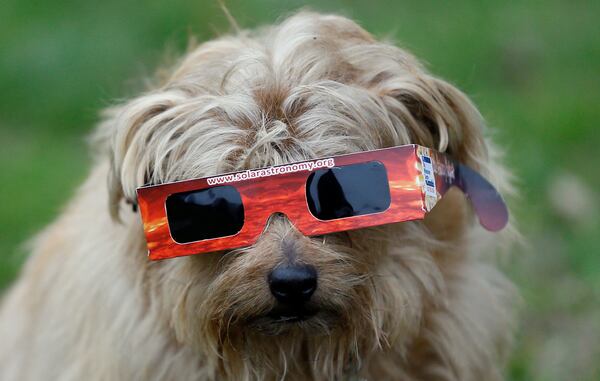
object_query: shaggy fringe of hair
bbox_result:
[101,12,507,218]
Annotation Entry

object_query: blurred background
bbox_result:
[1,0,598,379]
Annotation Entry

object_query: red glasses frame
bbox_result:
[136,144,508,260]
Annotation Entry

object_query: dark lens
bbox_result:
[306,161,391,220]
[166,185,244,243]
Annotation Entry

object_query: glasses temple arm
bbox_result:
[431,157,508,232]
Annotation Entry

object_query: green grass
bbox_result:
[1,1,599,380]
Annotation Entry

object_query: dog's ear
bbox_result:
[384,75,489,171]
[97,90,186,220]
[382,74,498,239]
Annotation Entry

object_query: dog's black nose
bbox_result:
[268,264,317,305]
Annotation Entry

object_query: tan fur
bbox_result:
[0,12,517,381]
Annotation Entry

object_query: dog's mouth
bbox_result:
[246,305,337,335]
[267,306,318,323]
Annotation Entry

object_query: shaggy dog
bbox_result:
[0,12,516,381]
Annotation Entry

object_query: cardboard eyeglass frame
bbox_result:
[136,144,508,260]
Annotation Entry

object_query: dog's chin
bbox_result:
[245,306,339,336]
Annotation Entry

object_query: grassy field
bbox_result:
[1,1,599,379]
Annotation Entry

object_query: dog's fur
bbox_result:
[0,12,517,381]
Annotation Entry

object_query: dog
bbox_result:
[0,12,517,381]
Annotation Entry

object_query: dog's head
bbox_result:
[101,12,509,379]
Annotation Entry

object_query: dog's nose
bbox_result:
[268,264,317,305]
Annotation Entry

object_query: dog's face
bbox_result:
[105,13,494,379]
